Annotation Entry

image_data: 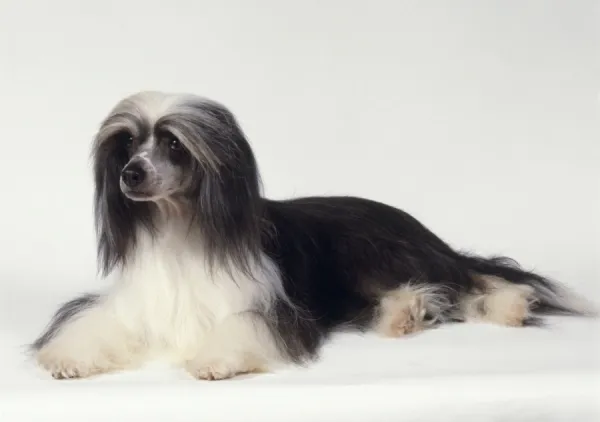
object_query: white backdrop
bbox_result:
[0,0,598,297]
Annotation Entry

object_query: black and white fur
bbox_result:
[31,91,597,380]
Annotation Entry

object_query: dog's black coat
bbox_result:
[257,195,576,362]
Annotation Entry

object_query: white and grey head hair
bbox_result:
[91,91,264,277]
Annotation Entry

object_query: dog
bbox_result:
[31,91,596,380]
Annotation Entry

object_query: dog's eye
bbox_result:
[168,138,182,151]
[157,131,181,151]
[114,131,133,148]
[158,131,186,162]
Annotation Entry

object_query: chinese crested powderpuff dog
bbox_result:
[31,91,596,380]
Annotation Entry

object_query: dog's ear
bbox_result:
[178,102,264,275]
[92,136,153,276]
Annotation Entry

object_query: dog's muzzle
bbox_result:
[121,162,146,188]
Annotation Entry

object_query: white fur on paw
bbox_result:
[503,298,529,326]
[187,361,240,381]
[186,357,266,381]
[35,343,123,380]
[380,293,427,337]
[485,288,533,327]
[389,308,424,336]
[36,352,99,380]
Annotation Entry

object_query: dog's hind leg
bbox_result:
[458,275,537,327]
[372,283,452,337]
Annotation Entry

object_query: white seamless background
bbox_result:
[0,1,598,420]
[1,1,597,293]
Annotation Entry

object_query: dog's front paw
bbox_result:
[187,361,238,381]
[34,336,136,380]
[36,348,103,380]
[185,357,267,381]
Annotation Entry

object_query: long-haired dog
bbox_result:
[31,91,596,380]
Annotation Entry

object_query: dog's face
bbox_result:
[92,90,263,275]
[94,91,213,204]
[117,127,194,201]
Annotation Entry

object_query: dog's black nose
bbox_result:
[122,165,145,188]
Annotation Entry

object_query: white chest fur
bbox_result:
[107,228,278,361]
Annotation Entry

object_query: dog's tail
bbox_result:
[461,254,597,317]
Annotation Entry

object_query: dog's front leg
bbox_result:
[32,294,143,379]
[185,311,283,380]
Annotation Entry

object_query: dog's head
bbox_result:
[92,91,262,275]
[93,91,244,202]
